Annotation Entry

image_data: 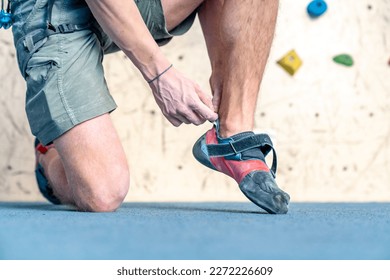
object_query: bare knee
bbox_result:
[75,166,130,212]
[52,113,131,212]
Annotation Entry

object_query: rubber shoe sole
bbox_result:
[193,129,290,214]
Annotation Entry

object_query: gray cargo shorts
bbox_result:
[11,0,197,145]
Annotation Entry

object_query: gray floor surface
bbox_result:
[0,202,389,260]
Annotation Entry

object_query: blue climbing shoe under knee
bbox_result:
[35,139,61,205]
[192,122,290,214]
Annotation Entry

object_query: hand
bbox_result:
[148,66,218,127]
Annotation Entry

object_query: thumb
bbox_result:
[195,101,218,122]
[195,85,215,112]
[194,85,218,121]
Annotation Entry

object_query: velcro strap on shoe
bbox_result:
[207,134,273,156]
[206,134,277,177]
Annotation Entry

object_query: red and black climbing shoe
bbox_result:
[192,122,290,214]
[35,138,61,205]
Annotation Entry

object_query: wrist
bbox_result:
[124,46,172,82]
[147,64,173,84]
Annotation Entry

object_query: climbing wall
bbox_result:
[265,0,390,201]
[0,0,389,202]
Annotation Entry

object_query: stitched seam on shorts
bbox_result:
[56,34,77,126]
[56,2,78,124]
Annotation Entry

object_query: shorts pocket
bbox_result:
[25,58,59,138]
[26,59,58,84]
[25,51,60,111]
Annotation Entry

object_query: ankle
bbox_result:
[218,120,254,138]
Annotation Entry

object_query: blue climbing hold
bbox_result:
[307,0,328,18]
[0,9,12,29]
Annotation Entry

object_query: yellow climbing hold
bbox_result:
[277,50,302,76]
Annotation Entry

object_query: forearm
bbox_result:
[85,0,171,81]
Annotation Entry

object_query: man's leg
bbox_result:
[198,0,279,137]
[39,0,278,213]
[196,0,289,214]
[36,0,198,212]
[161,0,289,213]
[162,0,278,136]
[38,114,130,212]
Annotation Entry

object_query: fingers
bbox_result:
[162,85,218,126]
[178,90,218,125]
[192,102,218,124]
[166,103,216,126]
[170,108,209,126]
[194,85,219,122]
[165,115,183,127]
[174,114,191,125]
[164,109,203,127]
[151,68,219,126]
[196,84,215,112]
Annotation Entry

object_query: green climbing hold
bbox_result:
[333,54,354,67]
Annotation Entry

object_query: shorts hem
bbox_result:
[36,101,117,146]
